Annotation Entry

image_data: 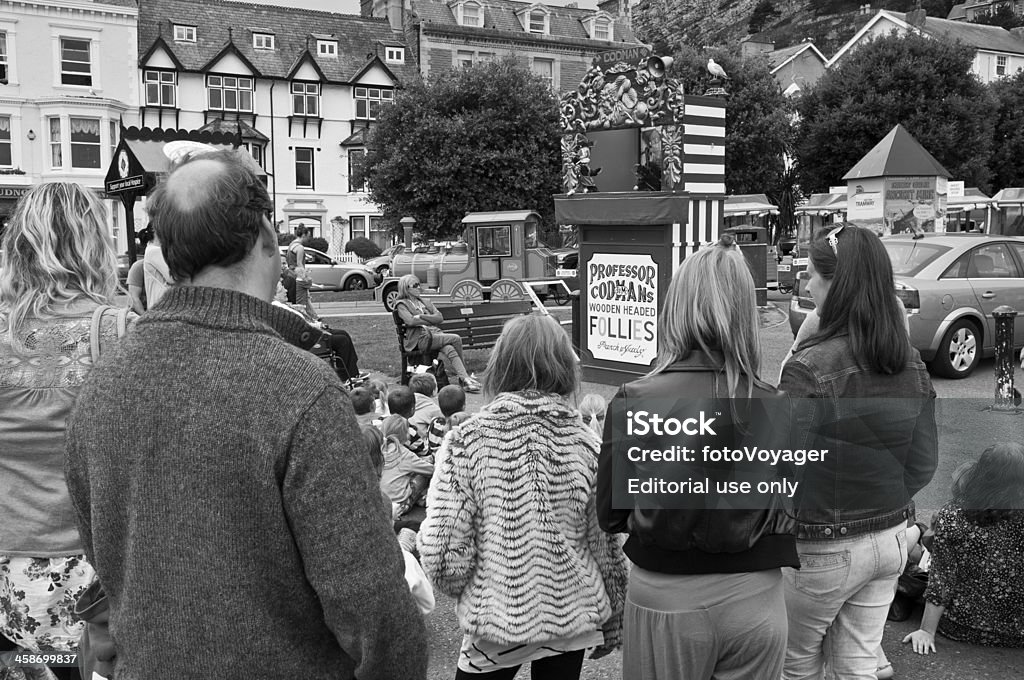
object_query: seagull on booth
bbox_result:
[707,58,729,80]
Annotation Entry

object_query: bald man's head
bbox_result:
[147,150,272,283]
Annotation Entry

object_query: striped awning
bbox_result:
[724,193,779,217]
[794,192,847,215]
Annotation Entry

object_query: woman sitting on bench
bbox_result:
[394,274,482,393]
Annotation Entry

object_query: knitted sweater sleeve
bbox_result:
[417,427,478,598]
[283,384,428,680]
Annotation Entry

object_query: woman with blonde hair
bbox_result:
[0,183,132,672]
[419,313,627,679]
[394,274,481,392]
[598,234,798,679]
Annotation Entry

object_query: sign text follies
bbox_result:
[587,253,658,365]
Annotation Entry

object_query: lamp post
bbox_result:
[400,216,416,249]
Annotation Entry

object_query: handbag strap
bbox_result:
[90,305,130,364]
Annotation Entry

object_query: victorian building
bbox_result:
[137,0,420,250]
[0,0,138,240]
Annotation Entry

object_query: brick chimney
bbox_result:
[597,0,626,17]
[360,0,373,18]
[906,8,926,28]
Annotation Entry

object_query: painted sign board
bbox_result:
[586,253,659,365]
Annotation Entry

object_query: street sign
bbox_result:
[105,175,146,194]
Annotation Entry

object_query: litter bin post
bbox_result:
[723,226,768,306]
[993,306,1018,411]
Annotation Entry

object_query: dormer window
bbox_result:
[253,33,275,50]
[528,10,547,33]
[317,40,337,57]
[516,5,550,35]
[584,12,614,41]
[386,47,404,64]
[174,25,196,42]
[451,0,483,28]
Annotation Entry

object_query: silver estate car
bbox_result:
[279,246,381,291]
[789,233,1024,379]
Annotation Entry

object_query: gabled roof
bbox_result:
[201,40,262,76]
[139,35,186,70]
[767,42,827,74]
[947,3,967,20]
[991,187,1024,206]
[139,0,419,85]
[829,9,1024,66]
[410,0,638,44]
[286,50,328,82]
[842,124,952,180]
[198,117,269,142]
[350,55,399,84]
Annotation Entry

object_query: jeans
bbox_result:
[783,522,908,680]
[428,331,469,381]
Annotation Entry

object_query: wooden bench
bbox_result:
[394,300,535,385]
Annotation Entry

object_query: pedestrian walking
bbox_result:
[0,183,132,680]
[285,225,319,320]
[419,313,627,680]
[597,234,798,680]
[64,149,428,679]
[779,223,938,680]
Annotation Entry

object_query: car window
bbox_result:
[883,241,951,276]
[1009,243,1024,273]
[940,252,971,280]
[968,243,1020,278]
[306,250,332,265]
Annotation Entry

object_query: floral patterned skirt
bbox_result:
[0,555,94,653]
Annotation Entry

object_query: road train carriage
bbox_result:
[376,210,572,311]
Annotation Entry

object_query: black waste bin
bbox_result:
[724,226,768,306]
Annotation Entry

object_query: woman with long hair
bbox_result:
[779,224,938,679]
[0,183,131,676]
[903,443,1024,653]
[394,274,481,393]
[597,235,799,679]
[419,314,627,680]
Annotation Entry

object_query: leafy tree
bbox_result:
[748,0,780,34]
[307,236,329,253]
[969,4,1024,29]
[667,46,797,241]
[795,32,995,194]
[344,236,383,259]
[920,0,958,17]
[988,69,1024,189]
[359,58,562,241]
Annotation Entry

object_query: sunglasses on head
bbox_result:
[826,225,845,256]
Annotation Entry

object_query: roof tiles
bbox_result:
[139,0,420,84]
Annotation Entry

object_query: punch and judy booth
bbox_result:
[554,47,726,385]
[843,124,950,235]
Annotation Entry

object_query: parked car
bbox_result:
[789,232,1024,379]
[279,246,381,291]
[363,243,406,277]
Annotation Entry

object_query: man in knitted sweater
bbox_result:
[65,150,428,679]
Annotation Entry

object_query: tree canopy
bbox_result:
[987,69,1024,189]
[795,32,995,194]
[359,58,562,241]
[969,4,1024,29]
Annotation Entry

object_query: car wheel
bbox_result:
[377,265,391,278]
[344,276,368,291]
[383,284,400,312]
[931,318,981,379]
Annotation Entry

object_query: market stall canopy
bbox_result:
[724,193,779,217]
[843,124,951,180]
[946,187,992,212]
[461,211,541,224]
[794,192,847,215]
[990,187,1024,208]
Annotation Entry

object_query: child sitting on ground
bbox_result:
[579,393,607,436]
[903,442,1024,654]
[408,373,444,440]
[386,386,429,457]
[379,415,435,521]
[349,387,377,427]
[361,425,434,615]
[426,385,469,454]
[368,379,390,417]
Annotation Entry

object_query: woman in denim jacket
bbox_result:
[779,224,938,679]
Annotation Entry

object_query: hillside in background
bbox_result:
[632,0,959,59]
